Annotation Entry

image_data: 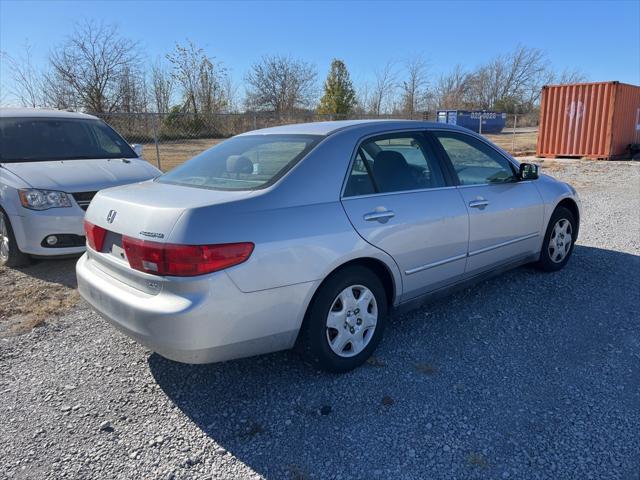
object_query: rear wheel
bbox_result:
[0,210,31,268]
[298,266,388,373]
[535,206,576,272]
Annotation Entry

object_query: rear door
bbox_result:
[341,132,469,301]
[430,131,544,275]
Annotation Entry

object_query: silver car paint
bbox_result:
[456,181,544,274]
[77,120,580,364]
[342,187,469,301]
[77,251,317,363]
[3,158,159,193]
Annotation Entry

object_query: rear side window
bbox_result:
[0,117,136,162]
[433,132,516,185]
[344,133,446,196]
[158,134,321,190]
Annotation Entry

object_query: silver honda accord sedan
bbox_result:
[77,120,580,372]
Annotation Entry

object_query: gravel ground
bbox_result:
[1,160,639,480]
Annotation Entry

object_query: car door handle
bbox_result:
[469,200,489,209]
[363,210,395,222]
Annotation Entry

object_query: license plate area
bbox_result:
[111,243,127,262]
[104,231,128,264]
[87,248,163,296]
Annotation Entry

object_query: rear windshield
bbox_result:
[0,117,136,162]
[158,134,322,190]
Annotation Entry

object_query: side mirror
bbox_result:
[131,144,144,158]
[519,162,539,180]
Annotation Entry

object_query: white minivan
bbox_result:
[0,109,161,266]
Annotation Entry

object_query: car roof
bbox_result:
[0,108,98,120]
[237,119,469,137]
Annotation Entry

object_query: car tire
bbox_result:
[535,206,576,272]
[297,265,388,373]
[0,209,31,268]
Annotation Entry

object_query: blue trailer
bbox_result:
[436,110,507,134]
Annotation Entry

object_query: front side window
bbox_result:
[433,132,516,185]
[0,118,136,162]
[158,134,321,191]
[344,133,446,196]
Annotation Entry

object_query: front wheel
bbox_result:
[535,206,576,272]
[0,210,31,268]
[297,266,388,373]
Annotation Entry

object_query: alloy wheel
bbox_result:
[0,215,10,262]
[548,218,572,263]
[325,284,378,358]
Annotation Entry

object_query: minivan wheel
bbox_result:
[535,206,576,272]
[298,265,388,373]
[0,210,31,268]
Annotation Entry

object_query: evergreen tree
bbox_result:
[318,59,357,116]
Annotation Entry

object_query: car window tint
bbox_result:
[158,134,321,191]
[242,141,309,176]
[0,118,137,162]
[434,132,516,185]
[93,126,124,155]
[344,149,376,197]
[344,134,445,196]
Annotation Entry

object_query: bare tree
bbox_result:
[41,69,78,110]
[151,60,174,113]
[3,44,44,107]
[370,61,396,116]
[223,75,239,113]
[0,79,9,106]
[354,80,371,115]
[467,45,551,111]
[167,42,199,113]
[166,40,227,114]
[196,56,227,114]
[433,65,470,109]
[244,55,317,114]
[117,66,148,113]
[554,68,588,85]
[48,21,141,113]
[400,55,429,116]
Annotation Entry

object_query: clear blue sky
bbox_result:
[1,0,639,104]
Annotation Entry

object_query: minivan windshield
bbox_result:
[0,117,137,162]
[158,134,322,190]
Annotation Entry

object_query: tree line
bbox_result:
[2,20,586,117]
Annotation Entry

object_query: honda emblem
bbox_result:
[106,210,117,224]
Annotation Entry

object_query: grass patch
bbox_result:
[0,258,79,337]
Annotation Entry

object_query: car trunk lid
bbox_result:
[84,180,256,293]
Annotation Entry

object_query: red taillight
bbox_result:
[84,220,107,251]
[121,236,254,277]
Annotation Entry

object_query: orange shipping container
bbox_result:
[537,81,640,160]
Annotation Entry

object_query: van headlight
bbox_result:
[18,189,72,210]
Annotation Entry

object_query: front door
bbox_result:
[341,132,469,301]
[431,131,544,275]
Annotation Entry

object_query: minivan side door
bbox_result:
[430,131,544,275]
[341,132,469,301]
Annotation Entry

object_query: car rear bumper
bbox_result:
[76,253,315,364]
[9,211,86,256]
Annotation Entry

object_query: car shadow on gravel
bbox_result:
[13,256,80,288]
[148,245,640,479]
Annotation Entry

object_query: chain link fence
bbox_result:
[490,112,539,157]
[95,111,539,171]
